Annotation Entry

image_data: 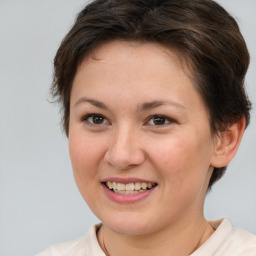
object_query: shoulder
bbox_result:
[35,224,105,256]
[192,218,256,256]
[225,228,256,255]
[35,236,87,256]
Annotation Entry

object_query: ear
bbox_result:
[210,117,246,168]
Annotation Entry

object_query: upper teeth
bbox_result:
[106,181,156,191]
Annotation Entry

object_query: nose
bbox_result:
[104,125,146,170]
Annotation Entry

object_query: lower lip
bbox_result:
[102,184,157,204]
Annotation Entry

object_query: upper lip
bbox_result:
[101,177,157,184]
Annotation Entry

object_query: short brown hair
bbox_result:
[52,0,251,189]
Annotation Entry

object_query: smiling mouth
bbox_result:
[104,181,157,194]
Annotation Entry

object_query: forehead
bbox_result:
[81,40,191,74]
[73,41,186,92]
[75,40,195,93]
[71,40,208,118]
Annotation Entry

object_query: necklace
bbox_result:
[102,220,207,256]
[190,219,207,253]
[102,225,111,256]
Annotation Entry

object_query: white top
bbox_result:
[36,218,256,256]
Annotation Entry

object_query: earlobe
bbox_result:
[210,117,246,168]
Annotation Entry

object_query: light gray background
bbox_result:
[0,0,255,255]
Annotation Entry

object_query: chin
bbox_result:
[108,222,152,236]
[99,211,161,236]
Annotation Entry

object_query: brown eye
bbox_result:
[147,115,172,126]
[153,116,166,125]
[84,114,108,125]
[92,115,105,124]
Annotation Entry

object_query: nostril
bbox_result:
[104,146,146,170]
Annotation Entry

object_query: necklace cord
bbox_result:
[102,220,208,256]
[190,219,207,253]
[102,225,111,256]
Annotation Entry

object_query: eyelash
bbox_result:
[146,115,174,126]
[81,113,109,126]
[81,114,175,127]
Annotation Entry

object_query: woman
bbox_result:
[38,0,256,255]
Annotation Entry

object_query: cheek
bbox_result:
[68,130,106,194]
[148,134,212,190]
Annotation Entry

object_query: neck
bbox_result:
[98,215,214,256]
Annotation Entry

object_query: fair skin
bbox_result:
[69,40,245,256]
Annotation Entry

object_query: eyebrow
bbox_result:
[74,97,108,110]
[141,100,186,111]
[74,97,186,111]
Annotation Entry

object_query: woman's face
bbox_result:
[69,40,217,235]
